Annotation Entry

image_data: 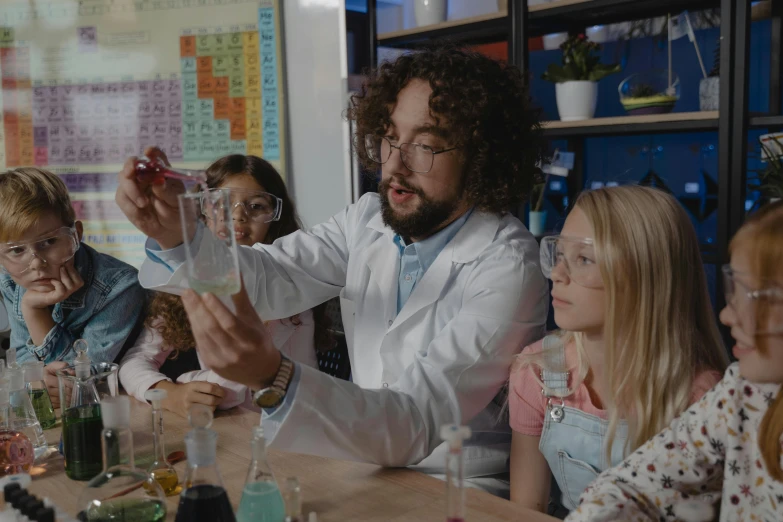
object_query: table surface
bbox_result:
[28,398,558,522]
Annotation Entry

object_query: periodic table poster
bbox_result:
[0,0,287,267]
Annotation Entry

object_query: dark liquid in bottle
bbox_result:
[175,485,236,522]
[62,404,103,481]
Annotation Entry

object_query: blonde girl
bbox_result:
[508,185,729,517]
[565,201,783,521]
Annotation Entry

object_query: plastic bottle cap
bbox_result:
[6,369,24,392]
[308,512,318,522]
[35,507,55,522]
[101,396,131,429]
[22,499,42,517]
[2,482,19,502]
[22,362,43,383]
[184,429,217,466]
[144,388,167,407]
[439,424,472,449]
[12,493,32,509]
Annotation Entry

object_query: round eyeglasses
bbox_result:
[364,134,458,174]
[722,265,783,336]
[0,226,80,276]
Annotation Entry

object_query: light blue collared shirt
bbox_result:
[393,209,473,313]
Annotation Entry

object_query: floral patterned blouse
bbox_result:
[565,363,783,522]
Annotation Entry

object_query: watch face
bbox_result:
[255,388,283,408]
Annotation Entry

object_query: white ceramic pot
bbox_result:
[528,211,548,237]
[414,0,447,27]
[555,81,598,121]
[542,32,568,50]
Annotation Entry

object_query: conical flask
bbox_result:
[23,362,55,430]
[62,347,103,480]
[6,368,46,459]
[237,425,285,522]
[175,405,235,522]
[77,396,166,522]
[0,385,33,476]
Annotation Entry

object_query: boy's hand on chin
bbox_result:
[22,265,84,310]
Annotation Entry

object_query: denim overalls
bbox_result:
[537,335,628,518]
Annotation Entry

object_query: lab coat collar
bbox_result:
[366,208,501,265]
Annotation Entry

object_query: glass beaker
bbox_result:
[57,362,119,414]
[0,386,33,476]
[178,190,241,298]
[77,396,167,522]
[22,362,55,430]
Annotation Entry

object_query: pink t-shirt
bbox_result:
[509,338,723,436]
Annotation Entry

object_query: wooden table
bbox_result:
[29,399,557,522]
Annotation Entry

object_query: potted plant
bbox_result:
[528,172,549,237]
[542,33,621,121]
[749,136,783,207]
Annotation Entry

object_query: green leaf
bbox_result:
[587,63,622,82]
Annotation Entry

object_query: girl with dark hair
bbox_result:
[119,155,331,414]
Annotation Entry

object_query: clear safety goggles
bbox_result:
[540,236,603,289]
[201,188,283,224]
[0,226,79,275]
[722,265,783,336]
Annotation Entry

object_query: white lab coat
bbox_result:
[139,193,548,477]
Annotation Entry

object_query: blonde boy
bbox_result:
[0,168,145,404]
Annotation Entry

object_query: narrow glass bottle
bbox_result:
[236,426,285,522]
[440,425,471,522]
[0,386,33,476]
[62,348,103,480]
[175,405,235,522]
[77,396,167,522]
[6,369,46,460]
[143,389,179,496]
[22,362,55,430]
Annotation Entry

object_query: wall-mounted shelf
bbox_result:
[542,111,719,138]
[528,0,720,36]
[378,11,507,48]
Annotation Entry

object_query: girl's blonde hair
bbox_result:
[516,185,729,458]
[729,201,783,480]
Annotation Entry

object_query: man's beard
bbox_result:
[378,177,460,239]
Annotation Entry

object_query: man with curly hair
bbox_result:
[117,46,548,495]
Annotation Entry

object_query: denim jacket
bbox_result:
[0,243,146,364]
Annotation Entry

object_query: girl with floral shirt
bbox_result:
[565,201,783,522]
[508,186,728,517]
